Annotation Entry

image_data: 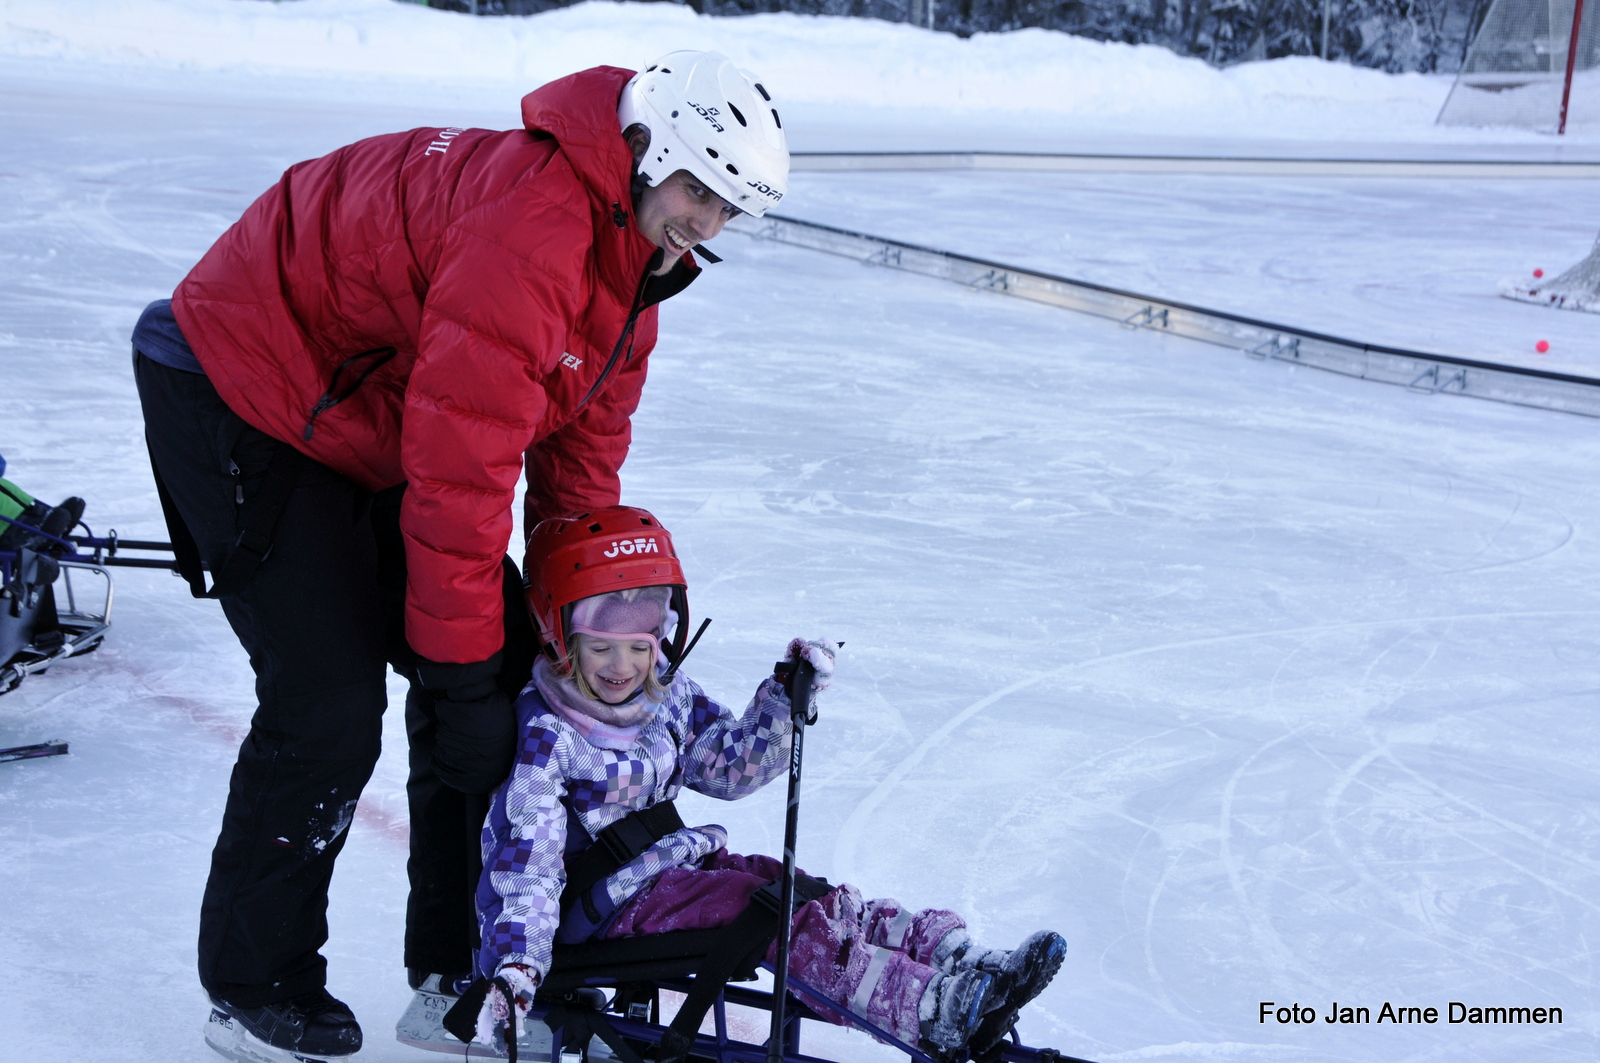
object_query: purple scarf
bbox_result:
[531,656,660,751]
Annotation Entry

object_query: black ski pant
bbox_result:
[133,353,532,1008]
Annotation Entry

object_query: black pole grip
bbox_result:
[767,655,815,1063]
[787,657,816,727]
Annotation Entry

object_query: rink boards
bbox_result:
[788,152,1600,178]
[729,212,1600,420]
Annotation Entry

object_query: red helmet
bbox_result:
[523,506,689,669]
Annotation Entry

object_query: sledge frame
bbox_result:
[1,526,178,696]
[522,931,1090,1063]
[0,554,113,695]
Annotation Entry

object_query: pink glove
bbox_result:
[475,964,540,1047]
[784,638,839,699]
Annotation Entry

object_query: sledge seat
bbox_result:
[527,928,842,1063]
[542,928,755,994]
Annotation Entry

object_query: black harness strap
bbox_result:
[559,800,685,913]
[446,831,833,1062]
[443,801,686,1048]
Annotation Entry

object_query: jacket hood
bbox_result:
[521,66,639,222]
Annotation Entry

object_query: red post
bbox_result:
[1559,0,1587,134]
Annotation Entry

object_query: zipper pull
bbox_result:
[611,202,628,229]
[304,393,336,441]
[229,460,243,504]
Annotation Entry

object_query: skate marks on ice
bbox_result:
[833,606,1600,882]
[833,668,1053,885]
[829,610,1600,1058]
[0,570,418,1061]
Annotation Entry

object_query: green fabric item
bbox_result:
[0,477,35,523]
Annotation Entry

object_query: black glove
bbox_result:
[417,652,518,795]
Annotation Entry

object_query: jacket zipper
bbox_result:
[303,346,399,441]
[577,263,656,410]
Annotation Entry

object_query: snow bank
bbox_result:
[0,0,1452,137]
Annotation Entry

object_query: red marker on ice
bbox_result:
[1533,269,1545,278]
[1536,340,1550,353]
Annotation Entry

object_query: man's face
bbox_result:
[634,169,739,274]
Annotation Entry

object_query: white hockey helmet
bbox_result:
[618,50,789,217]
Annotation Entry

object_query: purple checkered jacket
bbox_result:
[475,670,794,979]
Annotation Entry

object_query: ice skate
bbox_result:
[203,989,362,1063]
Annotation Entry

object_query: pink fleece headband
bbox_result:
[568,587,672,656]
[570,625,660,659]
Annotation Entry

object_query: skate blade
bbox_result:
[205,1007,354,1063]
[393,990,552,1058]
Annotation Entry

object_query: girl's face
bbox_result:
[574,634,656,704]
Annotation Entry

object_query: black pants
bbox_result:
[134,353,533,1007]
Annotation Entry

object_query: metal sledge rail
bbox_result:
[533,970,1093,1063]
[0,739,69,763]
[12,541,171,579]
[726,213,1600,420]
[66,532,180,570]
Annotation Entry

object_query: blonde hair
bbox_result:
[563,632,670,703]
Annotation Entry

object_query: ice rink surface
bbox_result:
[785,169,1600,376]
[4,56,1600,1063]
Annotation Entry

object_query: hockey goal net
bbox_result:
[1438,0,1600,130]
[1502,232,1600,312]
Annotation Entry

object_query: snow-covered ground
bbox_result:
[4,4,1600,1063]
[6,0,1600,151]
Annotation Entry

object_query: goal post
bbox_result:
[1438,0,1600,130]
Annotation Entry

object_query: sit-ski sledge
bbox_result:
[402,659,1097,1063]
[2,495,177,760]
[419,933,1097,1063]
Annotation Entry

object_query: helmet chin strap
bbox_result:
[660,617,712,685]
[627,149,723,265]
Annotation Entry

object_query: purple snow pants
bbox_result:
[606,851,965,1044]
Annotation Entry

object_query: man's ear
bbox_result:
[623,123,651,165]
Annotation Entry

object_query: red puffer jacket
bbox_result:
[172,66,696,664]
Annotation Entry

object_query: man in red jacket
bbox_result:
[130,53,789,1063]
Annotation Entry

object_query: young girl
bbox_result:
[471,506,1064,1061]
